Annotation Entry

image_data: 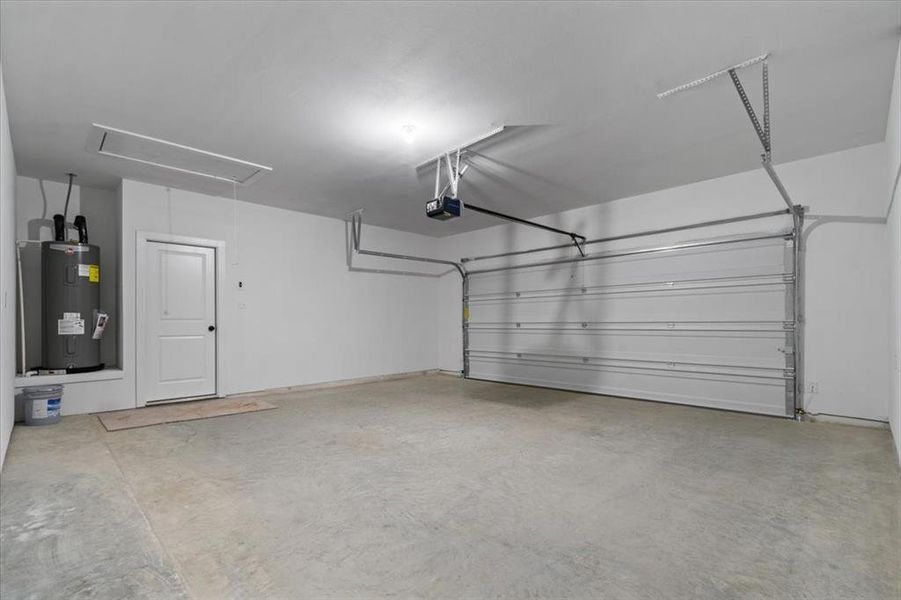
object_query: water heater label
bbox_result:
[58,317,85,335]
[92,313,109,339]
[77,264,100,282]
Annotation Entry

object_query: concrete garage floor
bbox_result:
[1,375,899,599]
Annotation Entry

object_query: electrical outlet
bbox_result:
[807,381,819,394]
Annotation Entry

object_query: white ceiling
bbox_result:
[1,1,898,236]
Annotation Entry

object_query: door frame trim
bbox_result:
[135,231,226,407]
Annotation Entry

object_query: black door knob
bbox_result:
[208,325,216,331]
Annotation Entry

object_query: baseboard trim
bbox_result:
[804,413,889,429]
[230,369,440,399]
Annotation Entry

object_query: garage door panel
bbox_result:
[467,330,787,369]
[469,239,788,295]
[465,234,796,416]
[469,287,788,323]
[466,359,788,416]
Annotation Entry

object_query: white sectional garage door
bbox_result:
[464,232,797,417]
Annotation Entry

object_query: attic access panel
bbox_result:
[89,123,272,185]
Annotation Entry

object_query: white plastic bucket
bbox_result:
[22,385,63,426]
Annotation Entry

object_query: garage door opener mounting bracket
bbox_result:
[424,129,587,257]
[657,53,799,215]
[659,53,805,419]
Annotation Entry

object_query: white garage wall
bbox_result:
[121,179,440,402]
[886,40,900,464]
[438,141,892,422]
[0,66,17,470]
[13,179,442,415]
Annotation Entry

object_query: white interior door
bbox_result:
[142,241,216,403]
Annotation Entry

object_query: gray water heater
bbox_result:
[41,242,104,371]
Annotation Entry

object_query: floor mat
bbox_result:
[96,397,276,431]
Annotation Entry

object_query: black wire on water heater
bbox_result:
[54,173,77,242]
[62,173,74,224]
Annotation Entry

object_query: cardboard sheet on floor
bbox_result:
[96,397,276,431]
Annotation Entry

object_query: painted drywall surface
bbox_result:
[0,67,17,469]
[123,180,440,399]
[29,179,441,415]
[14,177,121,370]
[439,142,892,422]
[886,40,901,464]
